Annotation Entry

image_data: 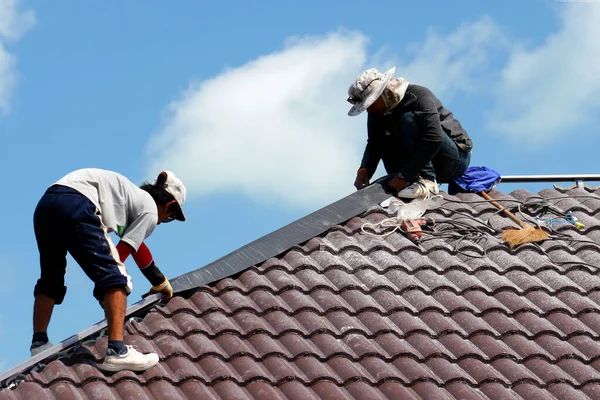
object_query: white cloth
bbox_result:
[382,77,410,114]
[55,168,158,251]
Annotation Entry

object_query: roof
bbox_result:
[2,184,600,399]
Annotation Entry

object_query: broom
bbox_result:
[480,191,548,248]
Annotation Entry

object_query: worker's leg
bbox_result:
[386,111,440,199]
[103,287,127,341]
[66,199,158,371]
[66,199,131,349]
[432,132,471,182]
[33,295,55,334]
[392,111,470,182]
[31,186,71,355]
[380,128,406,176]
[381,111,437,181]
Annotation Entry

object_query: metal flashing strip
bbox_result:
[0,293,162,388]
[500,174,600,183]
[170,181,392,293]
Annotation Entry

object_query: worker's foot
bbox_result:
[30,341,53,357]
[99,345,159,372]
[398,177,439,199]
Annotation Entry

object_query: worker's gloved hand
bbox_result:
[149,278,173,300]
[388,176,407,193]
[354,168,370,190]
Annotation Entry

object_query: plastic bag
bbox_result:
[380,195,443,221]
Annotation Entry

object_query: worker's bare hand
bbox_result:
[388,176,407,192]
[354,168,370,190]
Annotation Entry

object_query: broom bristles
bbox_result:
[502,225,549,249]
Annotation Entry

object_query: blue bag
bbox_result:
[448,166,501,194]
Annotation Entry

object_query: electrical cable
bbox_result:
[361,192,599,259]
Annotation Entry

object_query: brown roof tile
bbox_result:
[3,187,600,399]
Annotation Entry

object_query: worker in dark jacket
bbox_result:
[348,67,473,198]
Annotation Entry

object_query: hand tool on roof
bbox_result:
[401,218,435,243]
[535,210,585,230]
[480,191,548,248]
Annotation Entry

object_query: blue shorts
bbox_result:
[33,185,132,303]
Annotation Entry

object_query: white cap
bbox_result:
[154,170,187,221]
[347,67,396,116]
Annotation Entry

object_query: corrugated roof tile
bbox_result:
[4,187,600,399]
[548,383,596,400]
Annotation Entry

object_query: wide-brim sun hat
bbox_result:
[347,66,396,116]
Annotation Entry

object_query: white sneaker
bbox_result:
[398,177,439,199]
[30,341,53,357]
[99,345,159,372]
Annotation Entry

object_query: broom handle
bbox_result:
[480,191,529,229]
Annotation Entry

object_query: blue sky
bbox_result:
[1,0,600,373]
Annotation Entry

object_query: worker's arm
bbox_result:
[115,241,173,299]
[359,114,385,179]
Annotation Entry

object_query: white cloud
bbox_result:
[0,44,15,112]
[0,0,35,41]
[488,4,600,143]
[147,22,504,209]
[147,32,370,209]
[396,16,506,99]
[0,0,35,114]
